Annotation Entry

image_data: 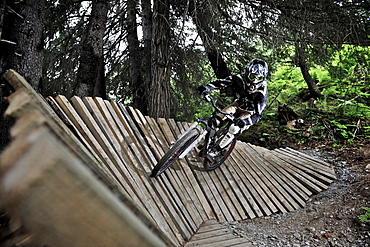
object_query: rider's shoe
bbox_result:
[205,146,227,162]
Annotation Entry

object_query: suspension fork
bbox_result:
[178,128,207,159]
[177,119,210,159]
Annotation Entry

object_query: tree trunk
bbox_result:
[150,0,170,118]
[127,0,147,114]
[0,0,5,40]
[295,40,322,99]
[74,0,108,99]
[189,0,230,79]
[141,0,152,116]
[0,0,45,91]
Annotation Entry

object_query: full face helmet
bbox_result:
[245,59,268,92]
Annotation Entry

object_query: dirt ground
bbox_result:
[226,144,370,247]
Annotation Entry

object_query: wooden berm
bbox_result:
[0,70,336,246]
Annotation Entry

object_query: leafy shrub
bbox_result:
[358,207,370,223]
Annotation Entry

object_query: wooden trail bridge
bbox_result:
[0,70,336,246]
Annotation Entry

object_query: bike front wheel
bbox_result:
[203,129,236,171]
[150,128,200,178]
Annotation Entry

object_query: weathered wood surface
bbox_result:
[0,70,337,247]
[184,220,253,247]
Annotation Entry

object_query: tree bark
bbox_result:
[189,0,230,79]
[74,0,108,99]
[295,39,322,99]
[141,0,152,115]
[0,0,45,91]
[127,0,147,114]
[0,0,5,40]
[150,0,171,118]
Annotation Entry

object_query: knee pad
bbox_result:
[228,124,241,135]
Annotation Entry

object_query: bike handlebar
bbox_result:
[203,93,235,121]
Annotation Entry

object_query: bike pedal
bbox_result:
[205,152,217,162]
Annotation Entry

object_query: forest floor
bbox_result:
[230,139,370,247]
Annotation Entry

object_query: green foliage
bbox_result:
[358,207,370,223]
[255,44,370,148]
[269,65,306,104]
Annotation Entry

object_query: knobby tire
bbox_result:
[150,129,199,177]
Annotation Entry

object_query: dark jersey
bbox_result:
[206,74,268,125]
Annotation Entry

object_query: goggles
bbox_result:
[248,73,264,83]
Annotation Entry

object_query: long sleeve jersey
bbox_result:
[205,74,268,125]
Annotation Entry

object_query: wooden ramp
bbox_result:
[0,70,336,247]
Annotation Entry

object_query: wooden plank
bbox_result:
[47,96,102,163]
[101,100,188,245]
[237,144,287,214]
[94,98,185,240]
[186,236,252,247]
[158,119,208,225]
[60,97,160,228]
[227,148,267,217]
[175,124,242,221]
[88,98,187,245]
[70,96,150,206]
[221,155,260,219]
[129,110,196,242]
[194,219,219,229]
[156,118,206,225]
[2,89,153,228]
[4,89,114,192]
[232,144,275,215]
[271,150,328,192]
[143,117,197,236]
[173,121,216,221]
[194,223,228,234]
[250,145,309,205]
[3,73,92,158]
[210,166,243,221]
[55,96,108,164]
[176,125,220,221]
[178,126,238,222]
[185,221,252,247]
[275,148,335,183]
[190,228,233,241]
[0,128,171,247]
[179,134,232,222]
[186,150,226,222]
[127,107,163,160]
[108,102,154,172]
[55,95,132,191]
[285,147,335,170]
[280,148,336,179]
[114,104,195,244]
[244,144,299,212]
[115,103,158,166]
[177,122,227,222]
[216,163,252,220]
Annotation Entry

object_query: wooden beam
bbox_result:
[0,127,169,247]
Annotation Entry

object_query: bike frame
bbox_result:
[176,94,235,160]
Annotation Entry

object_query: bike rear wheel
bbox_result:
[150,128,199,178]
[203,129,236,171]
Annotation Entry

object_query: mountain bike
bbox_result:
[150,93,237,178]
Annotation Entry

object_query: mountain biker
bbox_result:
[198,58,268,162]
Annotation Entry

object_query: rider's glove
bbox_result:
[235,119,247,128]
[198,85,211,95]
